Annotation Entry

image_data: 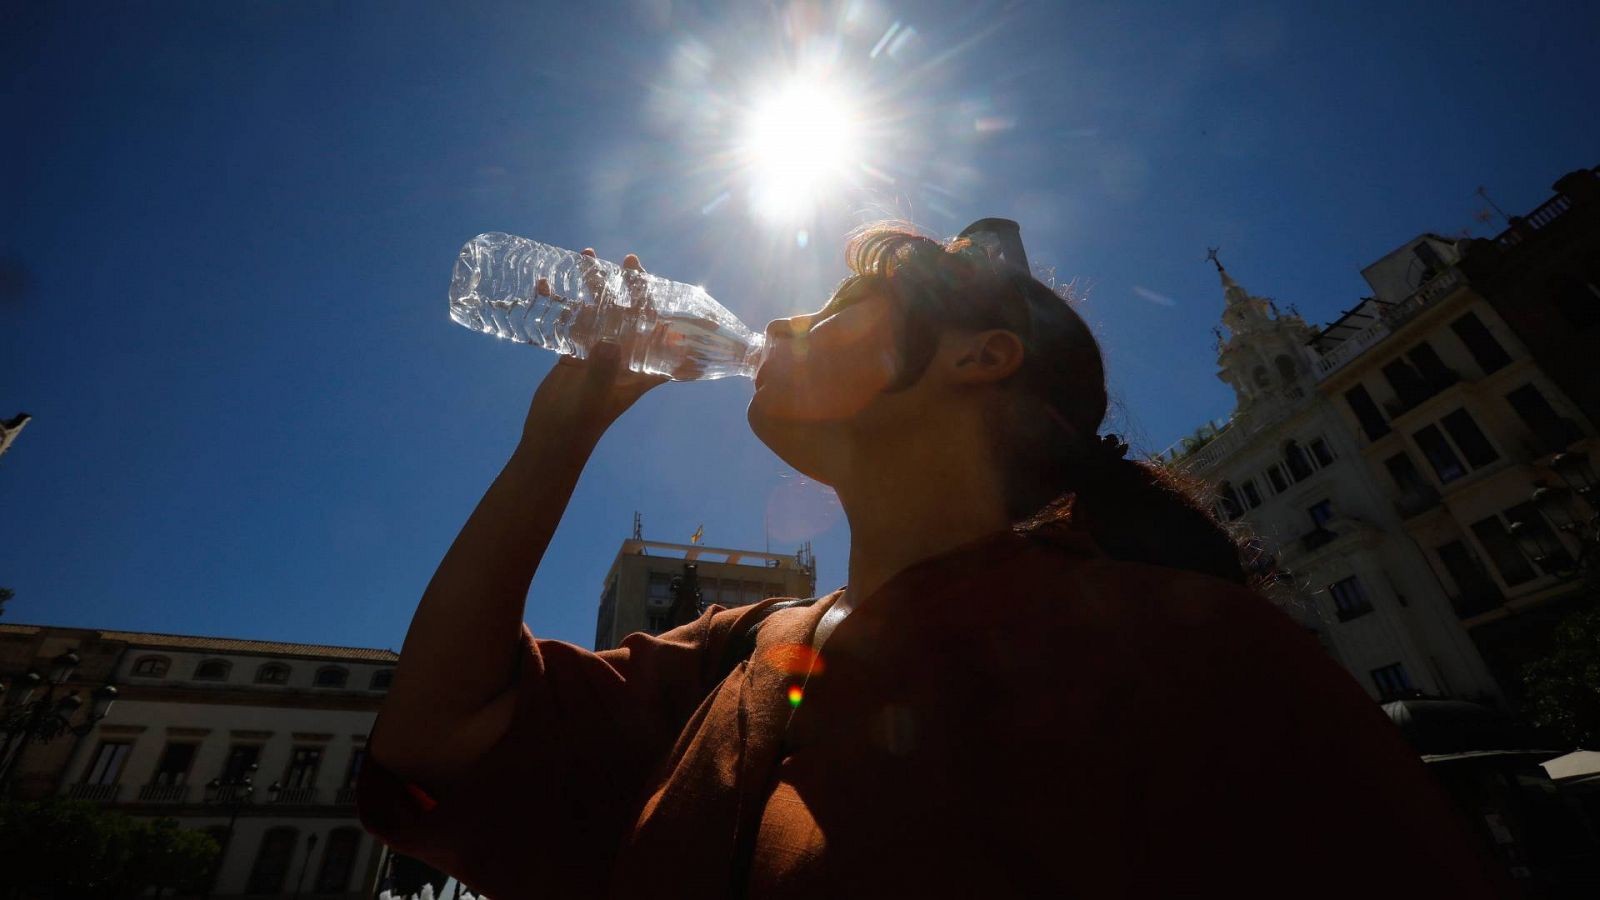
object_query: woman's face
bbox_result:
[746,278,906,481]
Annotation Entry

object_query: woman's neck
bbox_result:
[835,436,1014,609]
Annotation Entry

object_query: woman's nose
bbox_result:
[765,316,807,342]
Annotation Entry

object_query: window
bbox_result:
[1217,482,1241,520]
[1252,366,1270,388]
[1381,359,1429,408]
[283,747,323,790]
[1412,425,1466,483]
[315,827,362,894]
[132,656,170,677]
[1239,480,1262,509]
[314,667,349,689]
[1283,441,1313,482]
[647,612,671,633]
[1506,383,1577,453]
[1440,409,1499,468]
[1549,273,1600,329]
[1309,438,1334,467]
[1307,499,1334,528]
[83,741,132,785]
[1450,312,1511,374]
[255,663,290,685]
[246,827,298,895]
[1370,663,1415,701]
[221,745,261,784]
[153,742,197,786]
[1470,515,1536,586]
[645,573,674,606]
[1274,354,1298,383]
[344,748,367,788]
[1329,576,1372,621]
[368,669,393,691]
[1436,540,1502,617]
[194,659,230,681]
[1265,464,1287,493]
[1344,385,1390,441]
[1505,502,1574,573]
[1407,341,1454,384]
[1384,452,1428,491]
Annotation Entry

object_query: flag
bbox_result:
[691,525,704,545]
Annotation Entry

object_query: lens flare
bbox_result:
[787,684,805,707]
[740,77,863,222]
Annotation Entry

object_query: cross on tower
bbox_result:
[1205,247,1224,273]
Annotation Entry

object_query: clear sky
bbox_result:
[3,0,1597,652]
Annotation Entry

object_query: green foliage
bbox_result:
[1522,605,1600,748]
[0,586,12,616]
[0,797,220,898]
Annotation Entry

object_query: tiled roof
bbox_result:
[1,623,397,662]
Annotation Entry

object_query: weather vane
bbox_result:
[1205,247,1224,273]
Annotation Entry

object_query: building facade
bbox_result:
[594,536,817,651]
[0,622,396,898]
[1172,261,1503,705]
[1313,216,1598,710]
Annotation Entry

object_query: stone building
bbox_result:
[594,533,817,651]
[1171,258,1502,705]
[0,621,395,898]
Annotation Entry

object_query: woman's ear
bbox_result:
[945,329,1026,385]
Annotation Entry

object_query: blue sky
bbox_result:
[3,0,1597,652]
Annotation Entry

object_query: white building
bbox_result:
[1171,257,1503,705]
[0,622,395,898]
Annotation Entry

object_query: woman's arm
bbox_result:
[369,253,666,791]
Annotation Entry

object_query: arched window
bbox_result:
[369,669,394,691]
[1284,440,1313,482]
[246,826,299,895]
[255,663,291,685]
[314,667,349,689]
[132,656,170,677]
[194,659,231,681]
[1275,354,1299,383]
[1252,366,1271,388]
[316,827,363,893]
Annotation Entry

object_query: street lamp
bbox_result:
[0,649,118,796]
[200,762,282,900]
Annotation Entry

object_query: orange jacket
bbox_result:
[357,525,1509,898]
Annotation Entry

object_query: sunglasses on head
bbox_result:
[957,217,1031,275]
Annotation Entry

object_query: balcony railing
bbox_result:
[334,787,359,806]
[64,783,120,803]
[272,787,319,805]
[138,783,190,803]
[1313,268,1466,382]
[1496,194,1574,248]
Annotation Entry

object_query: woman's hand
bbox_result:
[521,250,669,441]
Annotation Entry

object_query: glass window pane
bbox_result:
[1469,516,1536,585]
[1412,425,1465,483]
[1449,312,1511,374]
[1441,408,1499,468]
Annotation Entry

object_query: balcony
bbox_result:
[271,787,318,805]
[334,786,359,806]
[1451,587,1505,620]
[1313,268,1466,381]
[1522,418,1584,460]
[64,783,120,803]
[138,783,190,803]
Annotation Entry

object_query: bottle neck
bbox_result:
[739,335,770,380]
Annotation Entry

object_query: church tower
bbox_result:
[1208,250,1316,421]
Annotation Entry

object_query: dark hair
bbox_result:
[840,222,1249,585]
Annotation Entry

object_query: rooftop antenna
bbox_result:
[632,511,642,541]
[1476,186,1510,224]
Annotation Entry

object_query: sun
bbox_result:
[740,77,863,222]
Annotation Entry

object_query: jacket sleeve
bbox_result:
[355,603,754,899]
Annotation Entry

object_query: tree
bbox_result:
[1522,605,1600,748]
[0,796,220,898]
[0,586,12,617]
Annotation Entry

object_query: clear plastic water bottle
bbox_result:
[448,233,768,382]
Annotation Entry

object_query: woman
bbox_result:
[358,221,1505,898]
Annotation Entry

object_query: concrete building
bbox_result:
[1312,207,1598,710]
[593,532,817,651]
[0,621,395,898]
[1170,258,1503,706]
